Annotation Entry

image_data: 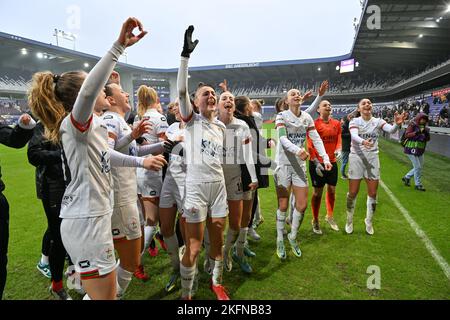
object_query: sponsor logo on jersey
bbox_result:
[150,191,157,196]
[112,229,120,236]
[361,133,379,140]
[201,139,223,158]
[287,132,307,145]
[100,151,111,174]
[61,195,74,206]
[106,123,116,129]
[79,260,91,269]
[103,115,114,120]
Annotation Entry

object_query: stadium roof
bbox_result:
[1,0,449,85]
[352,0,450,72]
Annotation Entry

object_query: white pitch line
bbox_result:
[380,180,450,281]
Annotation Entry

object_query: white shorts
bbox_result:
[225,174,253,201]
[348,152,380,180]
[137,169,162,198]
[111,202,142,241]
[160,175,185,209]
[274,164,308,189]
[61,215,117,280]
[182,181,228,223]
[137,198,145,227]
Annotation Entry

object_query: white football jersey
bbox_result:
[349,117,387,154]
[135,108,168,186]
[275,109,315,166]
[135,109,169,145]
[102,111,138,206]
[222,117,252,178]
[252,112,263,131]
[184,113,226,183]
[165,122,186,183]
[60,114,113,218]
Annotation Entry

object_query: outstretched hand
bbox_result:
[318,80,329,97]
[394,111,408,125]
[118,17,148,48]
[182,25,199,58]
[300,90,313,103]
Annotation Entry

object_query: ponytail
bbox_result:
[28,71,85,144]
[137,85,158,118]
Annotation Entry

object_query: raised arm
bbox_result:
[178,26,199,122]
[381,111,407,134]
[304,80,329,116]
[72,18,147,126]
[0,114,35,149]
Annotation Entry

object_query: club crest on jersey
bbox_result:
[61,195,74,206]
[188,207,199,215]
[100,151,111,173]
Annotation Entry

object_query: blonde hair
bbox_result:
[137,85,158,118]
[28,71,84,144]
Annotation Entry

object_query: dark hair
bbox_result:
[275,96,287,113]
[235,96,251,115]
[105,83,115,97]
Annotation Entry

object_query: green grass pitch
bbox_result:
[0,126,449,300]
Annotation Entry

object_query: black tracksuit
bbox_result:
[27,123,67,285]
[0,122,34,299]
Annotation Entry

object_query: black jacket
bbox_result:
[27,123,65,199]
[234,113,272,190]
[0,122,34,192]
[341,118,351,152]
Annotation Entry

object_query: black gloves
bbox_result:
[181,25,199,58]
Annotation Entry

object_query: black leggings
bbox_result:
[41,193,67,283]
[248,189,259,228]
[41,228,51,257]
[0,193,9,300]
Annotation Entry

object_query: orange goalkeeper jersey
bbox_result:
[307,117,342,163]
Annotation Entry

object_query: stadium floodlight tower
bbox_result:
[53,29,77,50]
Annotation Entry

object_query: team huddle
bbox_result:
[22,18,408,300]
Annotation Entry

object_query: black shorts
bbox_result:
[309,161,338,188]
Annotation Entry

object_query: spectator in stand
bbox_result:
[422,102,430,115]
[401,113,431,191]
[439,105,449,127]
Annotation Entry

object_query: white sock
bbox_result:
[165,234,180,271]
[203,227,211,257]
[366,196,377,223]
[209,257,223,286]
[224,228,239,257]
[346,193,356,223]
[289,194,296,222]
[40,254,49,265]
[290,209,304,240]
[116,266,133,297]
[254,195,261,222]
[180,263,196,298]
[276,210,286,241]
[236,228,248,258]
[144,226,157,250]
[82,294,91,300]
